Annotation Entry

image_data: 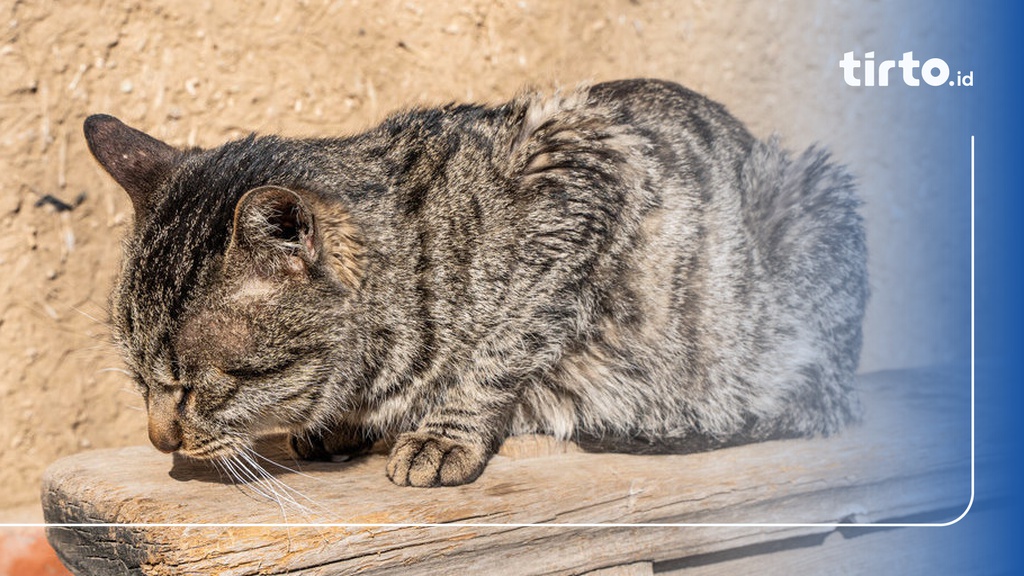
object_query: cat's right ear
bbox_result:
[226,186,321,279]
[83,114,181,217]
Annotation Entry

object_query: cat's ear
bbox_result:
[227,186,320,277]
[83,114,182,217]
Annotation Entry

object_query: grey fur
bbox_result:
[84,79,867,487]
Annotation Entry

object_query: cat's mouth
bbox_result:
[156,422,294,461]
[147,413,243,460]
[174,435,272,465]
[179,437,241,460]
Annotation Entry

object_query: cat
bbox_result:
[84,78,867,488]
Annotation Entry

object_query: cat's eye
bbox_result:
[177,387,192,415]
[169,356,182,382]
[221,358,296,380]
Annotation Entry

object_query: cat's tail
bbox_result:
[740,138,869,436]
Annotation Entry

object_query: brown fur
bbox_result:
[84,79,867,487]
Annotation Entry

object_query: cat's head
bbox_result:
[84,115,363,459]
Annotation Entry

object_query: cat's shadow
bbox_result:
[573,429,798,455]
[166,434,374,486]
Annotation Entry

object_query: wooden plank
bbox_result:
[581,562,653,576]
[657,507,1003,576]
[42,369,974,575]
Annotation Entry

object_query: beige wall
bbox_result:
[0,0,965,510]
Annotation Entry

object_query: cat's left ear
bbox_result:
[83,114,181,218]
[227,185,320,277]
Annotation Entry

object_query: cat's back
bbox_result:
[522,79,866,442]
[588,79,755,166]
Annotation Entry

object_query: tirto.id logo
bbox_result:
[840,51,973,87]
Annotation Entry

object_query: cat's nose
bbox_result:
[148,415,182,453]
[149,418,182,453]
[147,386,185,453]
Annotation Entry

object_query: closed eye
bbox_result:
[177,386,192,415]
[221,358,297,380]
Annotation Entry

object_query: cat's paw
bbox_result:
[289,426,374,461]
[386,432,488,487]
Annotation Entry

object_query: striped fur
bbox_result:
[84,79,867,487]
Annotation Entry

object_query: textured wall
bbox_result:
[0,0,966,511]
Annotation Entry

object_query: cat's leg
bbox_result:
[384,242,601,487]
[290,420,377,461]
[386,97,645,487]
[385,372,519,487]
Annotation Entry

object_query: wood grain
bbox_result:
[42,369,975,575]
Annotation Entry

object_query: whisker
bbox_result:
[222,455,278,503]
[250,450,321,482]
[238,449,310,511]
[229,451,297,519]
[210,458,230,484]
[71,306,108,326]
[75,343,120,353]
[100,367,134,376]
[238,448,323,519]
[234,453,292,521]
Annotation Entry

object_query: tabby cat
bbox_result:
[84,79,867,487]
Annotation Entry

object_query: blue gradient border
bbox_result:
[957,2,1024,572]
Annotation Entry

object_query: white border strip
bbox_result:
[5,138,977,530]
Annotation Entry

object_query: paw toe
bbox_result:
[386,433,486,487]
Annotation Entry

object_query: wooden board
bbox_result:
[42,369,975,575]
[658,507,1005,576]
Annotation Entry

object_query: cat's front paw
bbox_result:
[386,432,488,487]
